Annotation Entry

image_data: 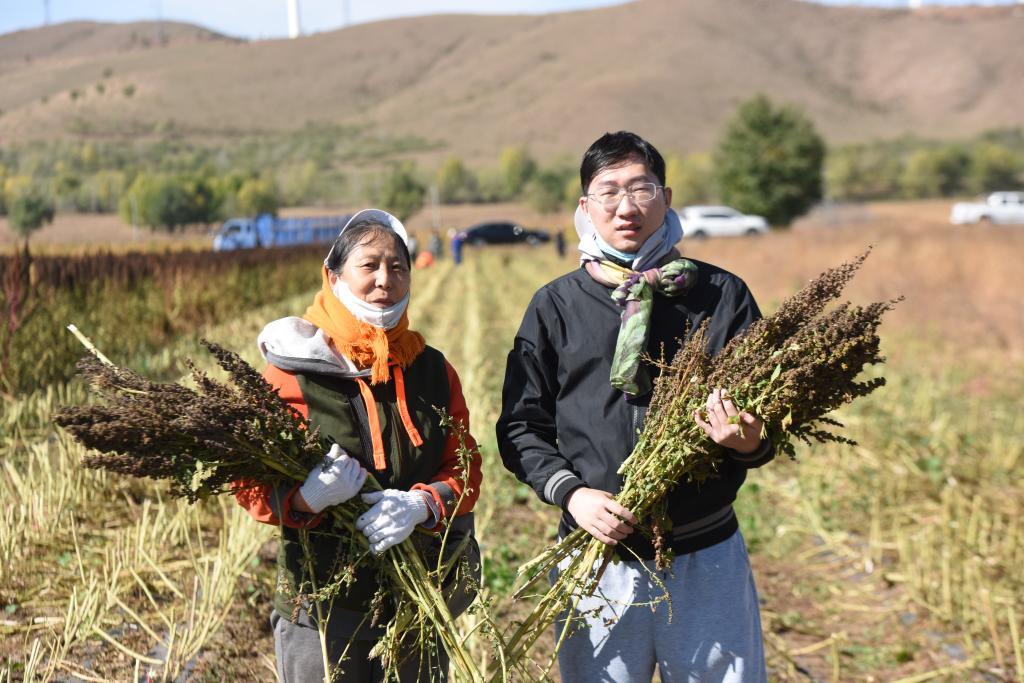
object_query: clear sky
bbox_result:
[0,0,1019,40]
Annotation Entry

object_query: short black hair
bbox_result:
[579,131,666,194]
[325,220,410,272]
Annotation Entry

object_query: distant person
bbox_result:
[554,229,566,258]
[497,131,772,683]
[428,230,443,261]
[407,233,420,262]
[451,231,464,266]
[415,250,436,269]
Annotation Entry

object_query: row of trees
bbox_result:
[114,172,281,231]
[0,123,413,219]
[372,149,580,222]
[0,162,344,219]
[827,137,1022,201]
[418,96,827,226]
[4,103,1022,236]
[375,100,1021,227]
[641,127,1023,210]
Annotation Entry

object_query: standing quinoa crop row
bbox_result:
[0,245,325,396]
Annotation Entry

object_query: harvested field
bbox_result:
[1,200,1021,681]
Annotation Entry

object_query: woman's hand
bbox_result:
[294,444,367,514]
[565,487,637,546]
[355,489,432,554]
[693,388,764,454]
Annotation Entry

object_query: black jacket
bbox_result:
[497,261,774,559]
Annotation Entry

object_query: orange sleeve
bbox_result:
[232,365,323,529]
[412,360,483,523]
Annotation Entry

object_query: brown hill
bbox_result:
[0,0,1022,160]
[0,20,234,64]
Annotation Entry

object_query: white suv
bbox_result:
[950,192,1024,225]
[677,206,769,239]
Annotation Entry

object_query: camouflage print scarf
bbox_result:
[584,256,698,396]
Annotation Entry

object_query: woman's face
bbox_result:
[329,236,411,308]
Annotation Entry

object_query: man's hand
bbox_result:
[565,487,637,546]
[693,388,764,454]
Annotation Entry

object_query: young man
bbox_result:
[497,131,773,682]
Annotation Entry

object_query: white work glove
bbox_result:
[298,444,367,514]
[355,489,431,554]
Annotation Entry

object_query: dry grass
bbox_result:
[683,200,1024,361]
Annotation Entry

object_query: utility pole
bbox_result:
[130,194,139,242]
[430,185,441,232]
[154,0,165,46]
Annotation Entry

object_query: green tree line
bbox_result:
[0,123,423,228]
[667,126,1022,208]
[372,113,1022,227]
[2,109,1021,234]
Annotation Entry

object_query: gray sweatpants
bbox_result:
[271,523,480,682]
[271,609,448,682]
[553,529,767,683]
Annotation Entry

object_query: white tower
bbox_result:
[287,0,302,39]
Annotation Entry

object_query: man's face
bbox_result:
[579,157,672,253]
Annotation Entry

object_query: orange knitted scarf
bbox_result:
[303,266,425,384]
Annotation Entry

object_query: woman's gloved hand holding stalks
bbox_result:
[295,443,368,514]
[356,489,434,554]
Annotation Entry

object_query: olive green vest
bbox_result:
[272,347,458,632]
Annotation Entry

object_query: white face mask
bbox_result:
[331,278,409,330]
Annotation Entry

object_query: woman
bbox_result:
[235,209,482,682]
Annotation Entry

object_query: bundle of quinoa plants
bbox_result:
[55,338,484,682]
[498,250,900,678]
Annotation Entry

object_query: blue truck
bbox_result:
[212,213,353,251]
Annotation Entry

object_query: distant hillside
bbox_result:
[0,20,235,63]
[0,0,1022,161]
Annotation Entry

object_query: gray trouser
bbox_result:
[272,519,480,682]
[554,529,767,683]
[271,609,449,683]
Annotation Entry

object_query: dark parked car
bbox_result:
[459,221,550,246]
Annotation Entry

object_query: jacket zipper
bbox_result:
[630,403,642,452]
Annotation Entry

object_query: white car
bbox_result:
[950,192,1024,225]
[677,206,769,239]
